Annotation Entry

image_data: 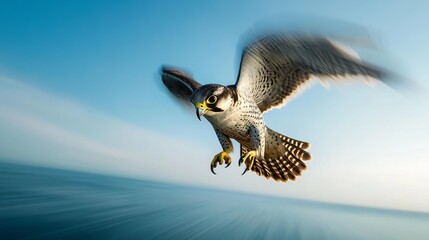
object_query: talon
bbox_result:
[211,165,216,175]
[210,151,232,174]
[240,150,256,174]
[224,156,231,168]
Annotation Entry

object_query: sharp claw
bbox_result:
[238,158,243,166]
[242,168,249,175]
[211,165,216,175]
[225,162,231,168]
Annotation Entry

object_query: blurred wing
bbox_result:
[236,34,384,113]
[161,66,201,107]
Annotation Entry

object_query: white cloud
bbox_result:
[0,76,208,183]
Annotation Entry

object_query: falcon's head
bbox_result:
[190,84,236,120]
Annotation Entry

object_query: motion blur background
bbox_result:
[0,0,428,239]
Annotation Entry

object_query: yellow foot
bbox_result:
[239,150,256,175]
[210,151,232,175]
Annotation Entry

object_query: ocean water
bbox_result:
[0,162,428,240]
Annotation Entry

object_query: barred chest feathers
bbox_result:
[205,92,264,144]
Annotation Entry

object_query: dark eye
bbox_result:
[206,95,217,104]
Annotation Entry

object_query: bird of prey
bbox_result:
[161,33,384,183]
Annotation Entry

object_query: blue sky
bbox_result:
[0,0,428,212]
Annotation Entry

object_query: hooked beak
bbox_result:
[195,102,208,121]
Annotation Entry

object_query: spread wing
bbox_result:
[235,34,385,113]
[161,66,201,107]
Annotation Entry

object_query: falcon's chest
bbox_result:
[205,95,264,142]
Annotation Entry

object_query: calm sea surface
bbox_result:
[0,161,428,240]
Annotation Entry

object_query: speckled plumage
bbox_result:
[161,32,385,183]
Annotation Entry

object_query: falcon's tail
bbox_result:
[241,128,311,182]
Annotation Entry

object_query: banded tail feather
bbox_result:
[280,135,310,150]
[240,128,312,183]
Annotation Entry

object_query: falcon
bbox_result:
[161,33,385,182]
